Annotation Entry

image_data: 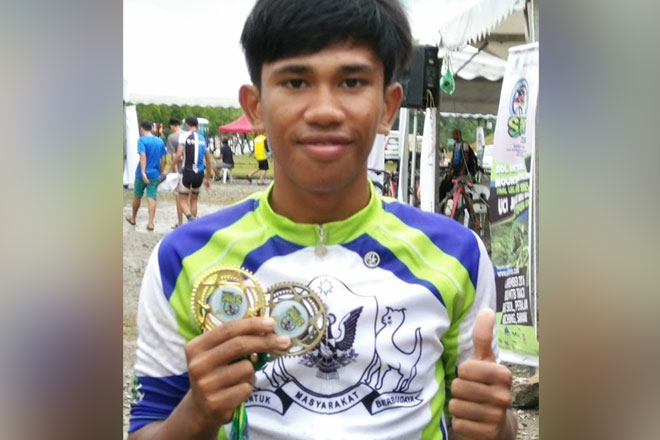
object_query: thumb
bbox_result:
[471,308,496,361]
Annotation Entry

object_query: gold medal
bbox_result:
[266,282,327,358]
[191,267,266,332]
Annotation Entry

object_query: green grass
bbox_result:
[164,153,393,179]
[165,153,275,179]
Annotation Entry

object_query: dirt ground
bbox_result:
[122,180,538,439]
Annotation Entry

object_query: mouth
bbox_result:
[297,134,352,161]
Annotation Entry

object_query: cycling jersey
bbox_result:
[129,183,497,440]
[178,130,207,174]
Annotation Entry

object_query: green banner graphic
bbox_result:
[490,43,539,366]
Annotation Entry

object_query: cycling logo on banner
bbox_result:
[508,78,529,137]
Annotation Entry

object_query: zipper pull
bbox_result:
[315,225,327,257]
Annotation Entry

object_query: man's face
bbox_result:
[241,44,401,194]
[452,130,460,141]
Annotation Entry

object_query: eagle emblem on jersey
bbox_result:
[248,275,424,416]
[300,307,362,379]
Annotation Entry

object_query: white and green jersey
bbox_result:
[129,184,497,439]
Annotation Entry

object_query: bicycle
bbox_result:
[438,174,491,244]
[368,168,397,197]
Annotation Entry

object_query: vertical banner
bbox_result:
[419,108,437,212]
[490,43,539,366]
[123,104,140,188]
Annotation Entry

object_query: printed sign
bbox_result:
[490,43,539,366]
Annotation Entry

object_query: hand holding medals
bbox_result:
[192,266,327,359]
[191,266,327,440]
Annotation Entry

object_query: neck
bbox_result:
[269,175,371,224]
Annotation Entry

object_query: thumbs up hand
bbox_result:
[448,308,517,440]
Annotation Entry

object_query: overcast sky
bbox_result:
[123,0,465,106]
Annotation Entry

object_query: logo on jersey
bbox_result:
[363,251,380,268]
[247,276,423,416]
[131,376,144,406]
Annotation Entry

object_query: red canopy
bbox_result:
[219,114,252,134]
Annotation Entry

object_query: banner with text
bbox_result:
[490,43,539,366]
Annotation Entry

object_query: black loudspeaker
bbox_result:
[399,45,441,108]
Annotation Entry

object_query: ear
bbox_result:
[239,84,265,133]
[377,82,403,135]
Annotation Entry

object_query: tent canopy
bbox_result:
[219,114,252,134]
[435,0,528,56]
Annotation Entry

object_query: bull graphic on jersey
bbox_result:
[300,307,362,379]
[248,276,423,416]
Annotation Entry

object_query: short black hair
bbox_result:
[139,120,153,131]
[241,0,412,88]
[185,116,198,128]
[169,117,181,126]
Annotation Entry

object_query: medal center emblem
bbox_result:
[210,285,249,322]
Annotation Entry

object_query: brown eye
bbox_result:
[285,79,306,89]
[341,78,364,88]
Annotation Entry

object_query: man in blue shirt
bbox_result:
[126,120,167,231]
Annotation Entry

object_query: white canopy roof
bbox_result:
[446,45,507,81]
[434,0,527,54]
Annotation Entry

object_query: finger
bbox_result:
[199,381,255,425]
[451,417,501,440]
[188,317,276,352]
[448,398,507,424]
[471,308,496,361]
[451,378,512,408]
[188,332,291,375]
[457,359,513,387]
[193,359,256,395]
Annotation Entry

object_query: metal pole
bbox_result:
[410,110,418,204]
[397,108,410,202]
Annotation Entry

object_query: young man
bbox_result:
[125,120,166,231]
[166,117,185,228]
[246,133,269,184]
[128,1,517,439]
[170,116,214,223]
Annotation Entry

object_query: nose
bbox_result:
[303,84,345,127]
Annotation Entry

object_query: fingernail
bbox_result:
[276,335,291,348]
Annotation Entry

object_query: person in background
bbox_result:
[171,117,214,223]
[166,117,185,228]
[448,128,476,179]
[213,138,235,181]
[439,128,477,202]
[125,120,167,231]
[246,133,269,184]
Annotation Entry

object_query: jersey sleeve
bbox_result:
[137,138,146,154]
[128,241,190,434]
[442,232,498,417]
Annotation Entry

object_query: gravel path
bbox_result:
[122,180,538,439]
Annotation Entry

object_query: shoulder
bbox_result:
[380,199,481,256]
[160,197,261,256]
